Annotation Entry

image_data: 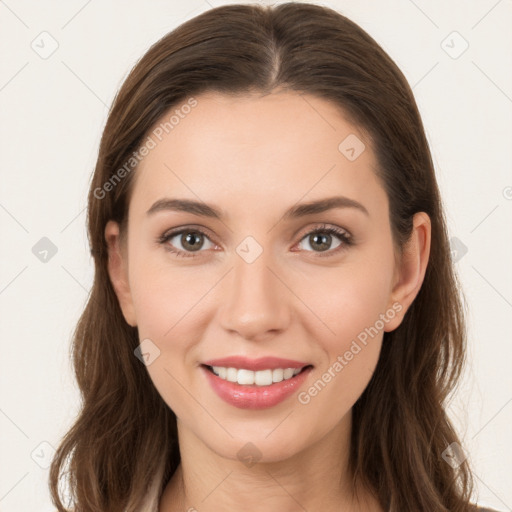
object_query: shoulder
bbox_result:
[472,505,504,512]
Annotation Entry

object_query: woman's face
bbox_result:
[107,90,414,463]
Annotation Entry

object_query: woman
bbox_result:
[49,3,502,511]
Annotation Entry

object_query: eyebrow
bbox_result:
[146,196,369,220]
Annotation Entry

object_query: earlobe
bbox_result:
[104,220,137,327]
[384,212,431,332]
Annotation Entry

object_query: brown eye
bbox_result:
[296,225,353,255]
[159,228,215,258]
[306,232,335,252]
[180,231,205,251]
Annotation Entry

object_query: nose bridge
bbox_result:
[218,239,290,339]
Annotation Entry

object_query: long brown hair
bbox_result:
[49,3,474,511]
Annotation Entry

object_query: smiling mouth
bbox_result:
[202,364,313,387]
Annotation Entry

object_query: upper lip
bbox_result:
[202,356,312,371]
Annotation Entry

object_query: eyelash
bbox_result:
[156,224,353,259]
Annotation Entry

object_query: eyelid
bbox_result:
[294,222,352,242]
[160,224,216,241]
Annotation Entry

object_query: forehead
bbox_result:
[129,90,385,219]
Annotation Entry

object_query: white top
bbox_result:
[134,459,166,512]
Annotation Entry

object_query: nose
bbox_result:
[218,247,291,341]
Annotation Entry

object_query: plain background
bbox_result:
[0,1,511,510]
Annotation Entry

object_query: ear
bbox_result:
[104,220,137,327]
[384,212,431,332]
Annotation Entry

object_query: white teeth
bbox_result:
[226,367,237,382]
[283,368,295,379]
[210,366,305,386]
[237,369,254,385]
[254,369,272,386]
[272,368,284,383]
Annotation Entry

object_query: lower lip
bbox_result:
[201,365,313,410]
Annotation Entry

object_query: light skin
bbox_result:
[105,90,431,511]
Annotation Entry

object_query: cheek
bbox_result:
[128,261,209,413]
[128,258,214,405]
[128,246,209,339]
[306,258,394,350]
[297,276,388,419]
[297,253,393,405]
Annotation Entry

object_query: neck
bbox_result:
[159,413,383,512]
